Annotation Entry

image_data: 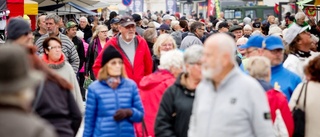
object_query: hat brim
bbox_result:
[121,21,136,27]
[239,44,249,49]
[0,70,43,93]
[265,44,284,50]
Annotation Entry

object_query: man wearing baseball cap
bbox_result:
[239,35,265,71]
[64,21,86,100]
[261,36,301,101]
[92,15,153,84]
[108,17,120,38]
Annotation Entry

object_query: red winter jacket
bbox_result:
[135,70,176,137]
[266,89,294,137]
[92,35,153,84]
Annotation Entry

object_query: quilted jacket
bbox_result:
[83,78,144,137]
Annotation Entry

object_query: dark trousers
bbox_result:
[78,72,86,101]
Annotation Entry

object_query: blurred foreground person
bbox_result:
[136,49,184,137]
[155,45,203,137]
[6,17,82,137]
[84,46,144,137]
[247,56,294,137]
[0,46,57,137]
[188,33,274,137]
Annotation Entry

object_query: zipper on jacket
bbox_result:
[114,88,121,136]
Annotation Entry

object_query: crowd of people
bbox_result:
[0,9,320,137]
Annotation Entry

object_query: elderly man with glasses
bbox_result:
[92,16,153,84]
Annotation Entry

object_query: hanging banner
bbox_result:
[166,0,176,14]
[207,0,215,16]
[133,0,143,13]
[215,0,220,18]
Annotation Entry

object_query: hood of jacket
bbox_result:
[139,69,175,91]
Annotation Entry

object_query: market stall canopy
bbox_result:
[7,0,24,17]
[24,0,38,15]
[38,2,97,15]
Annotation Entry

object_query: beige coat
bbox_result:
[0,107,57,137]
[289,81,320,137]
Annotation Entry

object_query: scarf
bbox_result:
[41,54,65,69]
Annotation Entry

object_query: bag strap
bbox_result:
[295,83,306,107]
[32,81,45,112]
[142,118,149,137]
[303,81,309,110]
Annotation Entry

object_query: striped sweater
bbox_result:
[35,33,80,73]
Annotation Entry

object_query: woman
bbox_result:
[83,45,144,137]
[143,28,158,56]
[171,20,183,48]
[136,49,184,137]
[86,25,109,80]
[155,45,203,137]
[289,55,320,137]
[152,34,177,72]
[41,37,84,113]
[246,56,294,137]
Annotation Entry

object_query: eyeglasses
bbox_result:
[100,30,108,33]
[268,49,284,54]
[125,25,135,29]
[198,28,205,31]
[189,62,202,66]
[48,46,62,50]
[246,48,258,55]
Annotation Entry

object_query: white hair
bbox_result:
[171,20,180,28]
[295,12,305,20]
[184,45,203,64]
[79,16,88,22]
[76,30,84,39]
[208,33,236,64]
[243,17,251,25]
[311,34,319,43]
[236,37,248,45]
[243,24,252,30]
[158,49,184,70]
[246,56,271,80]
[252,30,263,35]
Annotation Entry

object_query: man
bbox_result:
[5,17,33,47]
[132,14,145,36]
[59,17,65,33]
[78,16,93,43]
[188,33,274,137]
[158,24,171,35]
[295,12,307,27]
[151,14,161,28]
[218,22,229,33]
[180,22,204,50]
[92,16,153,84]
[162,14,172,26]
[229,25,243,41]
[64,21,86,100]
[107,17,120,38]
[241,36,301,101]
[239,35,265,71]
[33,15,47,43]
[35,14,80,73]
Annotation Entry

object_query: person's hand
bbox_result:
[113,109,133,121]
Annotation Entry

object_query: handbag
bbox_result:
[292,82,308,137]
[83,75,93,89]
[142,119,152,137]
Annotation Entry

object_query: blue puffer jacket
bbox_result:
[83,78,144,137]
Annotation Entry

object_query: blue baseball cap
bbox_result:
[262,35,284,50]
[239,35,264,49]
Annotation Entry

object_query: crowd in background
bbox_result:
[0,9,320,137]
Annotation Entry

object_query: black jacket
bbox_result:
[152,55,159,72]
[33,30,43,44]
[78,25,92,43]
[155,73,195,137]
[34,80,82,137]
[71,36,85,71]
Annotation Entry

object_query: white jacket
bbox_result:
[283,52,320,80]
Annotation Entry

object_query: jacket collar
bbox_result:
[41,53,65,69]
